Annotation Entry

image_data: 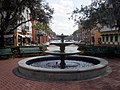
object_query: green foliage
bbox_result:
[77,45,86,51]
[39,45,44,51]
[72,25,83,35]
[34,22,55,35]
[33,0,54,24]
[71,0,120,30]
[72,29,81,35]
[78,45,120,58]
[34,22,46,30]
[0,0,54,33]
[0,0,54,47]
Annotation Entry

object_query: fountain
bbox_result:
[46,33,80,69]
[16,34,111,81]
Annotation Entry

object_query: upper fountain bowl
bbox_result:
[57,34,68,38]
[50,42,74,47]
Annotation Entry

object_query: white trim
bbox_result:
[25,35,30,38]
[18,33,25,38]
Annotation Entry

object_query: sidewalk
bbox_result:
[0,57,120,90]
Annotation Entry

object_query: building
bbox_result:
[1,1,52,47]
[100,26,120,45]
[14,7,32,46]
[91,25,101,46]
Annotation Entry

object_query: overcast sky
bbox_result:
[46,0,91,35]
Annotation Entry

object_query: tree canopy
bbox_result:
[71,0,120,30]
[34,22,55,35]
[0,0,54,33]
[0,0,54,47]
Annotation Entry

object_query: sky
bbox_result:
[45,0,92,35]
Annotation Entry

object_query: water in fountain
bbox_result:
[31,60,94,69]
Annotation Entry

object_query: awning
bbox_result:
[25,35,31,38]
[0,35,13,38]
[18,33,25,38]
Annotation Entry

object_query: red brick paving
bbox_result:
[0,57,120,90]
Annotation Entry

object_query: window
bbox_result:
[106,36,108,42]
[102,36,104,42]
[115,35,118,42]
[110,36,113,42]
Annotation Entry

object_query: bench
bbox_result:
[19,46,43,56]
[0,48,13,58]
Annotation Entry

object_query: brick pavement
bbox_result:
[0,57,120,90]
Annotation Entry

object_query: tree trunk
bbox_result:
[0,31,5,47]
[0,24,5,47]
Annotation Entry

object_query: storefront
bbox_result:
[101,33,120,45]
[18,33,31,46]
[1,35,14,46]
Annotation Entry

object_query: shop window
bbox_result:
[115,35,118,42]
[106,36,108,42]
[102,36,104,42]
[98,38,101,44]
[110,36,113,42]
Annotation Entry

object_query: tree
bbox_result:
[0,0,54,47]
[72,24,83,41]
[34,22,55,35]
[106,0,120,29]
[71,0,120,31]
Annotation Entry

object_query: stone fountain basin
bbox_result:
[17,55,110,81]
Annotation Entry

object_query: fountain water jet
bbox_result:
[15,34,111,81]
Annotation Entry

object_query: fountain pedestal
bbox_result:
[60,55,66,69]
